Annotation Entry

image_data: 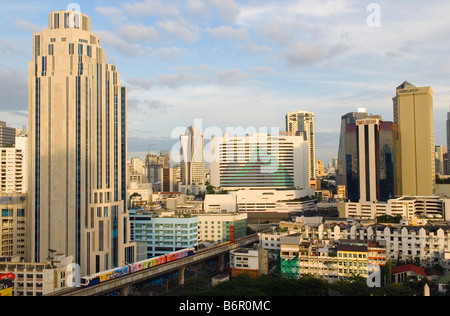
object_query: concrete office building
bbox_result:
[336,110,369,186]
[180,126,205,186]
[197,213,248,244]
[337,112,398,203]
[0,122,16,148]
[339,196,446,220]
[286,111,316,182]
[393,82,435,196]
[0,193,27,258]
[436,146,447,175]
[0,136,28,194]
[28,10,135,276]
[209,133,309,190]
[129,209,198,258]
[447,110,450,174]
[355,116,398,203]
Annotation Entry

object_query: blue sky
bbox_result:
[1,0,450,164]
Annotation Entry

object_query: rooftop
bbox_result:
[392,264,427,276]
[337,245,368,253]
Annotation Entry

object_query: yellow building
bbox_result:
[393,82,435,196]
[337,244,369,280]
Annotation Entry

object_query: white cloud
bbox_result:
[118,24,160,44]
[95,6,125,20]
[155,19,200,43]
[252,66,276,75]
[96,30,145,57]
[126,65,249,90]
[208,0,240,22]
[123,0,181,17]
[215,68,248,85]
[284,42,329,69]
[237,0,356,26]
[13,19,44,33]
[207,26,250,41]
[153,47,187,62]
[186,0,210,18]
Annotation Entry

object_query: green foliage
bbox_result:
[436,174,450,184]
[181,273,415,296]
[376,214,402,224]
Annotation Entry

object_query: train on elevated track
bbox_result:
[80,248,196,288]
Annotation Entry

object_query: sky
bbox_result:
[1,0,450,165]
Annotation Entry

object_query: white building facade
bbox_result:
[209,133,309,190]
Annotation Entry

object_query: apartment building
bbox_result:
[278,234,384,282]
[129,209,198,258]
[337,244,369,280]
[339,196,446,220]
[0,136,27,194]
[0,122,16,148]
[197,213,248,244]
[0,254,73,296]
[0,193,27,258]
[272,216,450,272]
[260,229,291,260]
[229,246,268,278]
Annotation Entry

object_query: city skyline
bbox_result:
[2,1,450,164]
[3,3,450,298]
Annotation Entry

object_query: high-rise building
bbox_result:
[28,10,135,276]
[393,81,435,196]
[337,112,398,203]
[0,121,16,148]
[286,111,316,181]
[146,152,171,191]
[446,110,450,174]
[355,116,398,203]
[336,109,368,186]
[180,126,205,186]
[209,133,309,190]
[0,193,27,258]
[0,135,27,193]
[435,146,447,175]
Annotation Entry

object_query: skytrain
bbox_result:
[80,248,196,288]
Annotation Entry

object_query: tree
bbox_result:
[206,185,216,195]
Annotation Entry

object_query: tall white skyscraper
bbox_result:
[286,111,316,182]
[28,10,135,275]
[180,126,205,186]
[446,109,450,174]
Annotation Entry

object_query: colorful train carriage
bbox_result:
[81,266,130,287]
[166,248,195,262]
[80,248,196,288]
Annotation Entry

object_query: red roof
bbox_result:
[392,264,427,276]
